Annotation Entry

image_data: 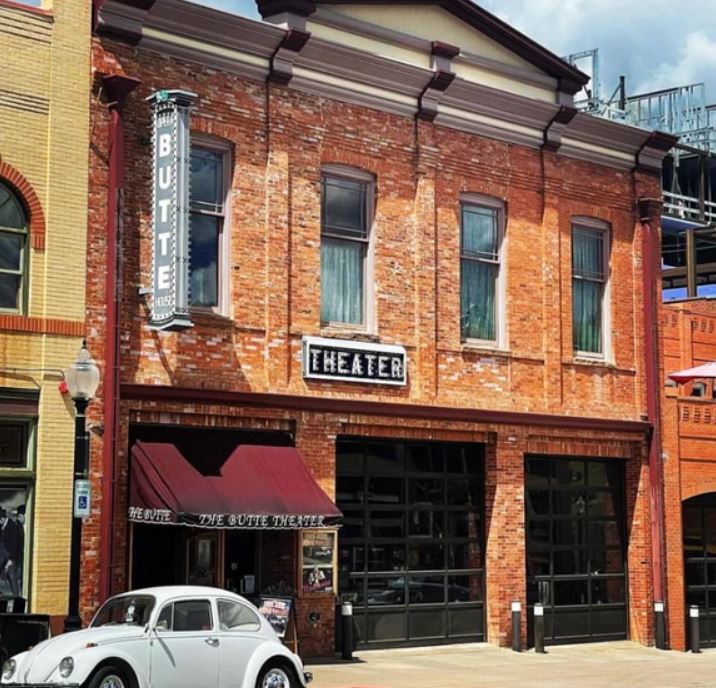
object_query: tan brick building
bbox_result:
[662,300,716,650]
[87,0,674,656]
[0,0,91,626]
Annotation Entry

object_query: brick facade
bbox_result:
[661,301,716,650]
[86,3,665,657]
[0,0,90,627]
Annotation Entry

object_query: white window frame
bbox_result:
[0,182,29,315]
[189,134,232,317]
[571,216,611,361]
[459,193,506,348]
[320,164,375,332]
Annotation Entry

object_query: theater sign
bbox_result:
[302,336,407,385]
[146,89,196,330]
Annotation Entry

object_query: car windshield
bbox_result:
[91,595,156,627]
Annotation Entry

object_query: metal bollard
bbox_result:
[511,600,521,652]
[689,605,701,654]
[654,601,666,650]
[341,601,354,661]
[534,603,546,653]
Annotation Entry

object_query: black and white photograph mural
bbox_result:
[0,486,27,598]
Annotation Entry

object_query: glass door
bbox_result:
[525,456,627,645]
[683,496,716,648]
[185,531,222,587]
[336,439,484,647]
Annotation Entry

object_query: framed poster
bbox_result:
[0,485,29,599]
[301,530,336,594]
[258,597,293,638]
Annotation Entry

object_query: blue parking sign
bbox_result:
[74,479,91,518]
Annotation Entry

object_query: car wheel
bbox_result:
[256,663,294,688]
[87,665,130,688]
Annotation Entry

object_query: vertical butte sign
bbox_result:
[146,89,196,330]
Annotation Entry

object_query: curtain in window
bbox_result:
[461,259,495,340]
[321,238,363,324]
[572,229,604,353]
[573,280,602,353]
[462,207,498,259]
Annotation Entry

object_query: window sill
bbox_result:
[461,342,510,357]
[571,354,610,366]
[319,326,379,343]
[189,308,234,328]
[564,357,637,375]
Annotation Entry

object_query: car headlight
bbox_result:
[59,657,74,678]
[2,658,16,680]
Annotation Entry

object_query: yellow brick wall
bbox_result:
[0,0,91,616]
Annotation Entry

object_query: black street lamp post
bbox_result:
[63,341,100,633]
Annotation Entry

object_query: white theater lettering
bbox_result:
[128,506,173,523]
[303,336,407,386]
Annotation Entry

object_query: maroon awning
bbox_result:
[128,441,341,529]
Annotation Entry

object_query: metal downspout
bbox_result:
[640,200,667,636]
[98,75,140,603]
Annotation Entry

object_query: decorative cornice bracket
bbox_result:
[636,131,679,173]
[418,41,459,122]
[268,29,311,85]
[543,105,577,152]
[96,0,156,43]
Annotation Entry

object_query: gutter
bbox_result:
[97,74,140,603]
[639,198,668,638]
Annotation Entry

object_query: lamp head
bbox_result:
[66,340,100,402]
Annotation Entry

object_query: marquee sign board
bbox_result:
[302,336,407,385]
[146,89,196,331]
[127,507,334,529]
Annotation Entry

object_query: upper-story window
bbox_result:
[572,219,610,356]
[460,198,505,343]
[0,182,28,313]
[320,167,374,328]
[189,139,230,311]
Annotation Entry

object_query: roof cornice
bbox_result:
[256,0,588,91]
[96,0,676,173]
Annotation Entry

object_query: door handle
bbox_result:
[205,637,220,647]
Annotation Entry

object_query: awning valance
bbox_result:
[129,441,342,529]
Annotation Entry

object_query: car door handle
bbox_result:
[205,637,220,647]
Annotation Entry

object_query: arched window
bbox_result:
[0,182,29,312]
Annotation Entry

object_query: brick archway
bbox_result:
[0,161,46,251]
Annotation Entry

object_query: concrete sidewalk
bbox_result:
[305,641,716,688]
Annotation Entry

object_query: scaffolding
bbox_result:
[562,49,716,300]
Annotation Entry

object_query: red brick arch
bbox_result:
[0,161,46,251]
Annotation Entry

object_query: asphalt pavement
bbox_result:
[305,641,716,688]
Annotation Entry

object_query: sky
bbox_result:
[196,0,716,105]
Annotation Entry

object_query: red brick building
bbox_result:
[662,300,716,650]
[85,0,674,655]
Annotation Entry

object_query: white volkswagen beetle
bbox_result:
[1,586,312,688]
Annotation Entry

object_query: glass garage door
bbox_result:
[683,496,716,648]
[525,456,628,644]
[336,439,484,647]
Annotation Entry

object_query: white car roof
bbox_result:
[109,585,249,605]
